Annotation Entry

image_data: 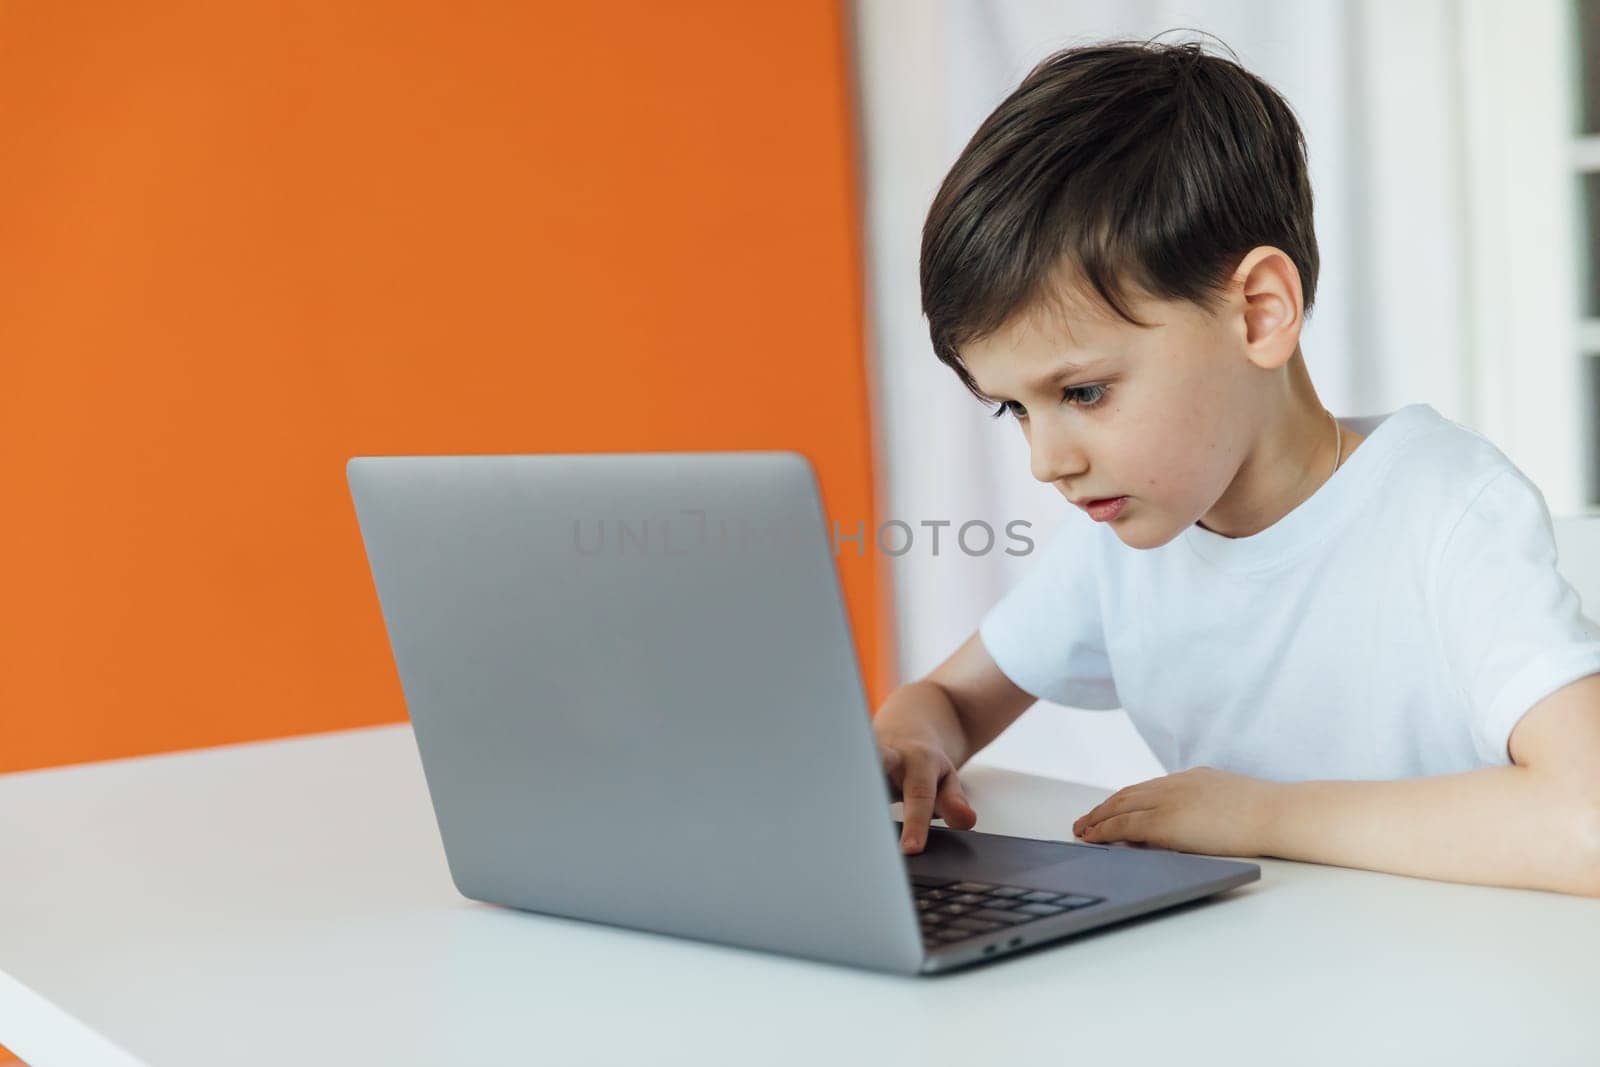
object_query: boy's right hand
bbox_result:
[877,737,977,854]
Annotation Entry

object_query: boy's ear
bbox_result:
[1231,245,1303,371]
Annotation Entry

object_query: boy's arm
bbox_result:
[873,630,1037,770]
[1075,673,1600,897]
[1263,672,1600,897]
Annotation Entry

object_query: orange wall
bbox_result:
[0,1,891,774]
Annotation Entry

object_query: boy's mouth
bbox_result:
[1074,496,1129,522]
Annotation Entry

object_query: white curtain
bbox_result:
[849,0,1580,787]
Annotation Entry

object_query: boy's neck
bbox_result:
[1196,349,1365,539]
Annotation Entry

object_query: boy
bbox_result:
[873,38,1600,897]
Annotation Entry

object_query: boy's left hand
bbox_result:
[1072,766,1282,858]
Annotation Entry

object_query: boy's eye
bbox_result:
[989,383,1111,420]
[991,399,1028,420]
[1066,383,1110,409]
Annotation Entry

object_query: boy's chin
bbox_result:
[1106,509,1182,550]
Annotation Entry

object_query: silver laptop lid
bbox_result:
[347,451,925,974]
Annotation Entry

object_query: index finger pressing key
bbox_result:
[898,769,940,852]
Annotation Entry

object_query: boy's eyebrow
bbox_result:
[980,355,1111,401]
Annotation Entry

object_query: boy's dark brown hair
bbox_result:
[920,33,1320,401]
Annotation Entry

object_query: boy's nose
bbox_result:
[1028,420,1087,484]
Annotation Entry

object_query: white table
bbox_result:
[2,724,1596,1066]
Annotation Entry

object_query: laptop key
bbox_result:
[921,889,953,901]
[1059,895,1101,908]
[980,897,1020,909]
[1018,902,1066,916]
[950,893,987,905]
[934,928,970,942]
[989,886,1028,898]
[937,903,975,916]
[971,908,1034,925]
[1020,891,1061,903]
[909,875,957,888]
[950,881,997,893]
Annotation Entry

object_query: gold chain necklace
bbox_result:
[1328,408,1342,477]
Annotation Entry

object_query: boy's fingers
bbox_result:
[879,746,905,803]
[899,765,940,853]
[879,744,903,778]
[936,775,977,829]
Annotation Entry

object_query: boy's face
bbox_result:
[960,279,1283,551]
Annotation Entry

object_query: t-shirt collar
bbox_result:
[1180,403,1434,572]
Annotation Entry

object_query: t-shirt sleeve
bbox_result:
[976,514,1119,709]
[1433,467,1600,765]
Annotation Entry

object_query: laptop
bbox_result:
[345,450,1259,975]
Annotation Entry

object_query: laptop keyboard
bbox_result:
[911,874,1103,948]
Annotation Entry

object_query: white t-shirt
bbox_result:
[978,403,1600,781]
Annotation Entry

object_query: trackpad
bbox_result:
[898,823,1093,883]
